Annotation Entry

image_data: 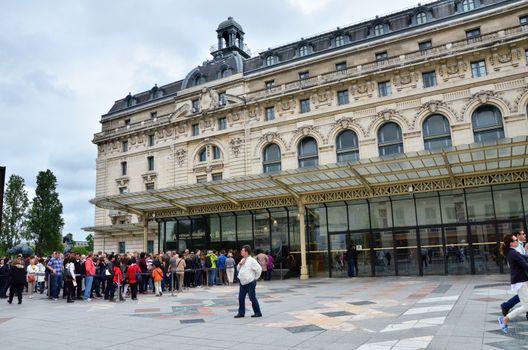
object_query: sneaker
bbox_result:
[498,316,509,334]
[500,304,510,317]
[84,298,92,302]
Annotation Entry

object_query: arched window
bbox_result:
[416,12,427,24]
[212,146,221,160]
[336,130,359,162]
[221,68,232,78]
[462,0,475,12]
[265,55,277,66]
[298,137,319,168]
[373,24,385,36]
[472,105,504,142]
[335,35,345,47]
[423,115,452,150]
[198,148,207,162]
[299,45,308,57]
[378,122,403,156]
[263,143,281,173]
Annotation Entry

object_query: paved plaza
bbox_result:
[0,274,526,350]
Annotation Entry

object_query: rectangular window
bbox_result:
[300,99,310,113]
[120,161,127,176]
[265,106,275,121]
[466,28,481,42]
[218,117,227,130]
[122,141,128,152]
[119,187,128,194]
[265,80,275,90]
[191,99,200,113]
[145,183,155,191]
[196,175,207,183]
[147,156,154,171]
[378,81,392,97]
[118,242,125,254]
[150,111,157,119]
[422,71,437,88]
[335,62,347,71]
[192,123,199,136]
[419,40,432,53]
[298,71,309,80]
[375,51,388,62]
[147,240,154,254]
[471,60,487,78]
[124,119,131,126]
[521,15,528,25]
[218,92,226,106]
[147,134,155,147]
[337,90,349,105]
[212,173,223,181]
[525,49,528,65]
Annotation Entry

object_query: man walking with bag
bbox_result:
[234,245,262,318]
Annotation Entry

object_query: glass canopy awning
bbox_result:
[90,136,528,219]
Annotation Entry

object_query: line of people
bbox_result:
[0,248,277,304]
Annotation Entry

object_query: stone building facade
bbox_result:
[86,0,528,278]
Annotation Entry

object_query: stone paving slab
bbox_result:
[0,275,526,349]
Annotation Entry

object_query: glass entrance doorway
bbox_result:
[329,232,371,277]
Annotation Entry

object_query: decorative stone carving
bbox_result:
[460,90,513,118]
[351,80,374,99]
[393,71,418,89]
[288,125,326,149]
[330,117,368,138]
[366,109,410,136]
[512,86,528,113]
[171,102,191,120]
[438,59,467,82]
[278,97,295,115]
[490,48,521,69]
[254,132,288,155]
[310,89,333,109]
[177,123,187,134]
[410,100,461,129]
[175,149,187,167]
[227,111,241,124]
[229,137,243,157]
[115,177,129,187]
[199,87,219,112]
[248,106,262,121]
[98,144,105,155]
[142,172,157,183]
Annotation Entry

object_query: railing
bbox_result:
[246,24,528,101]
[94,114,172,142]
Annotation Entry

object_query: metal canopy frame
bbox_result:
[90,137,528,219]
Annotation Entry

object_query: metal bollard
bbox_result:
[47,273,51,298]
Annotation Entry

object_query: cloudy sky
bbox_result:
[0,0,420,240]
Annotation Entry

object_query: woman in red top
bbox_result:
[126,257,141,300]
[110,258,124,302]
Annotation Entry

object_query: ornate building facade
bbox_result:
[86,0,528,278]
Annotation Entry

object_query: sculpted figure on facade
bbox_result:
[229,137,243,157]
[175,149,187,167]
[199,87,219,111]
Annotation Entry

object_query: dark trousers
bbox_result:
[265,270,272,281]
[76,276,83,297]
[63,280,75,301]
[8,284,24,303]
[104,277,113,299]
[502,295,520,310]
[0,278,8,297]
[347,260,356,277]
[130,283,138,299]
[238,280,262,316]
[184,271,192,287]
[194,270,202,287]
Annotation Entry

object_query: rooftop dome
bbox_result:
[217,16,244,33]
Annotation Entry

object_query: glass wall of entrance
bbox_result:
[159,183,528,278]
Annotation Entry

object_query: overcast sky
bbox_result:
[0,0,420,240]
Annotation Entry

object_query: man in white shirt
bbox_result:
[234,245,262,318]
[500,230,528,319]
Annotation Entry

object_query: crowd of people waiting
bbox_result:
[0,248,277,305]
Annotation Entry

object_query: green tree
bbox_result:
[86,233,94,251]
[0,174,29,251]
[27,170,64,256]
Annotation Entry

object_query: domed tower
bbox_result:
[213,17,250,59]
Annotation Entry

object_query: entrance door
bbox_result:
[419,227,445,275]
[394,229,419,276]
[470,224,500,274]
[372,230,395,276]
[329,232,371,277]
[444,226,471,275]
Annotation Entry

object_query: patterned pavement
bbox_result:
[0,275,526,349]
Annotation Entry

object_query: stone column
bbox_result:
[298,199,309,280]
[143,218,148,252]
